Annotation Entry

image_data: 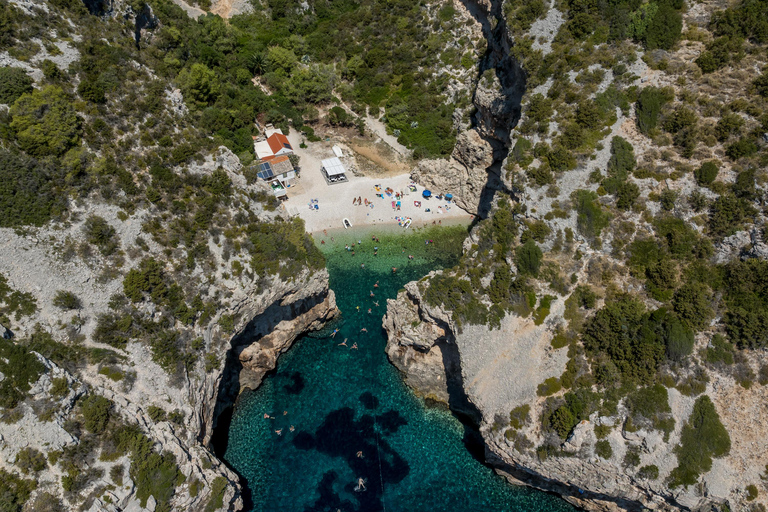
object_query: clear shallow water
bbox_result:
[223,225,574,512]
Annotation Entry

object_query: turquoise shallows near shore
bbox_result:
[223,224,575,512]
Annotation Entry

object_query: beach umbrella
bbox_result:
[445,193,453,200]
[422,190,432,198]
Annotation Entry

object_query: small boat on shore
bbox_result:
[343,218,352,229]
[403,218,412,229]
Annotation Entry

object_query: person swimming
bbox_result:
[289,425,295,432]
[373,301,379,307]
[374,281,379,288]
[367,308,372,314]
[351,343,358,350]
[339,338,348,347]
[370,291,375,297]
[391,267,397,273]
[275,429,282,436]
[360,328,367,333]
[330,328,339,338]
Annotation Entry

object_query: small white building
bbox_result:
[321,157,347,184]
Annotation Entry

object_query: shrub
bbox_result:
[708,194,755,239]
[204,476,228,512]
[754,69,768,98]
[726,138,758,160]
[15,447,47,474]
[0,150,66,227]
[747,484,759,501]
[638,464,659,480]
[537,377,562,397]
[595,439,613,459]
[80,394,112,434]
[573,190,610,240]
[715,113,744,141]
[516,240,543,277]
[706,334,734,365]
[53,290,81,310]
[0,338,45,409]
[509,404,531,430]
[9,86,81,157]
[83,215,119,256]
[636,87,672,135]
[0,67,33,104]
[626,383,675,436]
[0,468,36,511]
[607,136,635,179]
[668,395,731,488]
[147,405,167,423]
[695,161,719,186]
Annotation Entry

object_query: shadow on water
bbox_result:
[293,395,410,512]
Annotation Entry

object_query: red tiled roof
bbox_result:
[267,133,293,154]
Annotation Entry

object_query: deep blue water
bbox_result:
[223,226,574,512]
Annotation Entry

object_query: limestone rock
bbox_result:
[411,130,494,214]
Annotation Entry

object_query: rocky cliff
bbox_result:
[384,279,763,512]
[0,147,337,510]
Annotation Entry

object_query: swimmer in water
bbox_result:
[330,328,339,338]
[351,343,358,350]
[357,451,364,458]
[392,267,397,274]
[263,413,271,419]
[356,306,360,311]
[289,425,295,432]
[275,429,282,436]
[374,281,379,288]
[360,328,368,333]
[367,308,372,314]
[370,291,375,297]
[283,411,288,416]
[373,301,379,307]
[339,338,348,347]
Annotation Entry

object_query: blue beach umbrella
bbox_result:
[445,193,453,200]
[422,190,432,198]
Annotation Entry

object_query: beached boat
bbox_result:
[403,218,412,229]
[343,218,352,229]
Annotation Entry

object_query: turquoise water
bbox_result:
[222,226,574,512]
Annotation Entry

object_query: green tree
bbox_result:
[9,86,81,157]
[266,46,298,73]
[177,63,220,107]
[695,161,719,186]
[0,67,33,104]
[672,282,713,331]
[644,5,682,50]
[669,395,730,487]
[515,240,543,277]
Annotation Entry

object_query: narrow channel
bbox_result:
[218,224,574,511]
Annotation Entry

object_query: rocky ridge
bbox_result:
[0,147,337,510]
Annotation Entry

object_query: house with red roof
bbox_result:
[253,128,294,162]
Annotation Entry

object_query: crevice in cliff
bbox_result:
[461,0,526,218]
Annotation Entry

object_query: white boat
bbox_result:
[343,218,352,229]
[403,218,412,229]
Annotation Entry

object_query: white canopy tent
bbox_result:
[321,157,348,184]
[321,157,346,176]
